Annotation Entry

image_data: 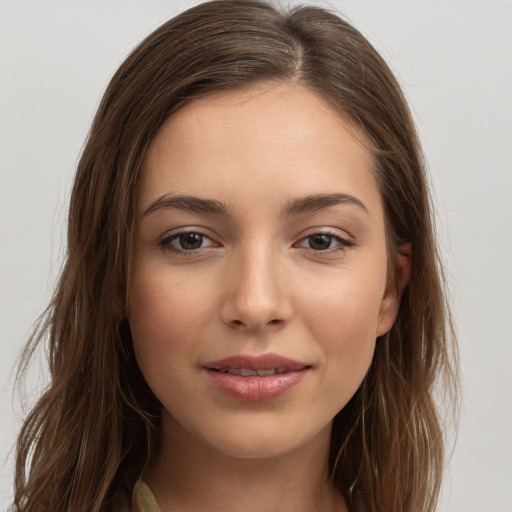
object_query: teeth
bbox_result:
[257,369,277,376]
[239,368,257,376]
[222,368,288,376]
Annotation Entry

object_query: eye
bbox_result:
[295,232,354,253]
[159,231,218,253]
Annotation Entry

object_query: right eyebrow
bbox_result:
[143,194,231,217]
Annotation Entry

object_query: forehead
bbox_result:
[138,83,381,218]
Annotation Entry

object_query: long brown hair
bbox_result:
[14,1,458,511]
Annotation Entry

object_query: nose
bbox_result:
[220,245,293,333]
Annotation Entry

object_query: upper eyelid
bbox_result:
[158,226,215,242]
[295,226,354,242]
[164,231,214,242]
[295,233,354,248]
[298,231,350,242]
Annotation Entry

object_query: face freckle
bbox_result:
[128,83,400,460]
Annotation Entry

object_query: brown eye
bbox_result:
[307,234,335,251]
[295,231,355,253]
[159,231,217,253]
[177,232,205,250]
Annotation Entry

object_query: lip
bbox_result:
[203,354,310,402]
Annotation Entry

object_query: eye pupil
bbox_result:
[309,234,332,250]
[179,233,203,250]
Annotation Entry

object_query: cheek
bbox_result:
[128,264,216,380]
[298,270,384,398]
[301,267,384,340]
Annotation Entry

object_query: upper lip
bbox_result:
[204,354,310,371]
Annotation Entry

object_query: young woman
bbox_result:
[13,1,458,511]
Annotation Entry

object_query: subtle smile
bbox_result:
[203,354,310,402]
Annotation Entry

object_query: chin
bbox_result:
[208,436,296,460]
[189,415,332,461]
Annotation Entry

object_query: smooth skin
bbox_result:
[128,83,409,512]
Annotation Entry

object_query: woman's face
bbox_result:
[129,84,400,459]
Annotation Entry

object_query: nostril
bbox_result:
[228,318,283,329]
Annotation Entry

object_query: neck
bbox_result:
[143,411,347,512]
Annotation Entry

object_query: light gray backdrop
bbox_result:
[1,1,511,510]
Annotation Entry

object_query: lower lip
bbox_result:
[204,368,308,402]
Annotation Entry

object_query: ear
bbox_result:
[376,242,412,337]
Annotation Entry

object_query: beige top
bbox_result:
[130,479,364,512]
[132,480,161,512]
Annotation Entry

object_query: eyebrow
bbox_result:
[144,194,231,217]
[282,193,368,216]
[143,192,368,218]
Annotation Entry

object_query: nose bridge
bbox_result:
[221,240,290,331]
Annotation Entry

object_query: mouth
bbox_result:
[211,367,291,376]
[203,354,311,402]
[204,354,310,372]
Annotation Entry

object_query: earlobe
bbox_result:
[376,242,412,337]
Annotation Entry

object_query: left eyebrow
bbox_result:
[282,193,369,216]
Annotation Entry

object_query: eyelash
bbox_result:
[157,229,355,256]
[158,230,219,256]
[294,230,355,254]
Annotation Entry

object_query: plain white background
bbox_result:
[1,1,511,510]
